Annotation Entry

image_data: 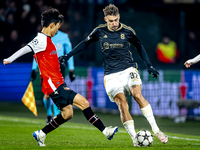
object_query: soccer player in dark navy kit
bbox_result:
[3,7,118,146]
[59,4,168,146]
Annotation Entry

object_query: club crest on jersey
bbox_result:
[31,39,38,45]
[64,87,70,90]
[103,42,109,49]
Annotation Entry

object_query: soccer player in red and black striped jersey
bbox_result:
[59,4,168,146]
[3,7,118,146]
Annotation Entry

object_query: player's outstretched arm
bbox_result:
[3,45,32,65]
[59,28,98,64]
[147,66,159,78]
[59,40,87,64]
[3,60,11,65]
[184,61,191,68]
[184,54,200,68]
[131,35,159,78]
[59,37,95,64]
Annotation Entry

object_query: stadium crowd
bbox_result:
[0,0,126,61]
[1,0,200,69]
[0,0,68,61]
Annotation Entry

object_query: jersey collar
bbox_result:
[107,23,122,32]
[40,32,51,38]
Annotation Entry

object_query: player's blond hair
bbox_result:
[103,4,119,16]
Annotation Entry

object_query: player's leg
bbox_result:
[42,105,73,133]
[130,85,168,144]
[53,103,60,117]
[41,86,76,134]
[33,84,76,146]
[33,105,73,146]
[72,93,118,140]
[43,94,52,122]
[104,72,137,145]
[113,93,137,144]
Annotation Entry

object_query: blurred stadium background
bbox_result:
[1,0,200,123]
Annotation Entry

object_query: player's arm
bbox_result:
[64,36,74,71]
[3,46,32,65]
[129,35,152,67]
[64,36,76,81]
[59,29,99,63]
[128,33,159,78]
[184,54,200,68]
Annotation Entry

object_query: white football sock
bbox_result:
[141,104,159,133]
[102,127,107,135]
[123,120,136,140]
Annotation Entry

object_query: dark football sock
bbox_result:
[47,116,52,123]
[42,114,67,134]
[82,107,106,132]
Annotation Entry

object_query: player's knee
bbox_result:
[62,111,73,120]
[133,93,142,101]
[116,100,129,111]
[81,99,90,109]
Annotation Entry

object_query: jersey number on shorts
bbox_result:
[130,72,138,79]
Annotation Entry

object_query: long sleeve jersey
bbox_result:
[66,23,152,75]
[32,30,74,71]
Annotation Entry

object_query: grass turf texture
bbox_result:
[0,102,200,149]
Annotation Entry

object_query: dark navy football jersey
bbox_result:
[85,23,151,75]
[68,23,152,75]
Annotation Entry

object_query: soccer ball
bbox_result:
[136,130,153,147]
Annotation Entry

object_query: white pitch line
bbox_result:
[0,116,200,142]
[168,136,200,141]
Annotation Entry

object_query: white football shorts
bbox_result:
[104,67,142,102]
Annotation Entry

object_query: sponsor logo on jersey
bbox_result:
[103,42,124,49]
[110,44,124,48]
[50,50,57,55]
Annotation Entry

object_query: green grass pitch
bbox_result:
[0,102,200,149]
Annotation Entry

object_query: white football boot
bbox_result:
[103,126,118,140]
[33,130,46,146]
[154,130,168,144]
[133,135,139,147]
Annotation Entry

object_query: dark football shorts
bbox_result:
[49,83,77,110]
[60,63,66,78]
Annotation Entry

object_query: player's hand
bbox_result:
[147,66,159,78]
[3,59,11,65]
[59,55,70,65]
[31,70,37,81]
[69,71,76,82]
[184,61,191,68]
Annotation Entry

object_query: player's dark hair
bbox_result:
[41,7,64,27]
[103,4,119,16]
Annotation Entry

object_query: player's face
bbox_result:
[51,22,61,37]
[105,14,120,31]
